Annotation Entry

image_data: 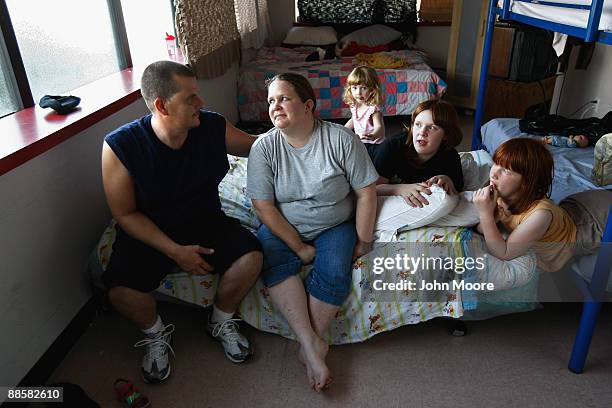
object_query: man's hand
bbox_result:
[353,240,373,261]
[426,175,458,195]
[296,243,316,265]
[170,245,215,275]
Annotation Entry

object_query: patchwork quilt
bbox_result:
[238,47,447,121]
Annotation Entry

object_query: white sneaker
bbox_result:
[134,324,175,383]
[207,318,253,363]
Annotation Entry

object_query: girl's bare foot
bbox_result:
[299,335,332,392]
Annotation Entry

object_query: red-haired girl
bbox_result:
[474,137,611,272]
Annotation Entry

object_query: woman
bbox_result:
[247,73,377,392]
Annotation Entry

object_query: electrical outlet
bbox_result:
[588,99,600,117]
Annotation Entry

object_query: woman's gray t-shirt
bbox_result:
[247,120,378,240]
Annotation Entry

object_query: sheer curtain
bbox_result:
[234,0,271,50]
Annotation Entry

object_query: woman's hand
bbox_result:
[398,183,432,208]
[296,243,316,265]
[362,133,377,140]
[426,175,458,195]
[353,240,373,261]
[474,185,498,218]
[170,245,215,275]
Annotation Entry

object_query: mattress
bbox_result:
[238,47,447,121]
[497,0,612,31]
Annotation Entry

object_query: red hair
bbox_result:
[493,138,554,214]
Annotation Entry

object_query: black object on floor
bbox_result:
[45,382,100,407]
[450,320,468,337]
[39,95,81,115]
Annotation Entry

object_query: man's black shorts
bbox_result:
[102,215,261,292]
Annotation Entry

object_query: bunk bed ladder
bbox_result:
[585,0,605,42]
[568,206,612,373]
[471,0,498,150]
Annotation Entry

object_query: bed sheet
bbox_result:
[497,0,612,31]
[481,118,612,203]
[238,47,447,122]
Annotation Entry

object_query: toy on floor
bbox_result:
[114,379,151,408]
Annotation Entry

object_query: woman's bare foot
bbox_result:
[299,335,332,392]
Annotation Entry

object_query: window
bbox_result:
[121,0,176,69]
[0,0,176,118]
[0,36,19,117]
[6,0,122,103]
[0,0,272,122]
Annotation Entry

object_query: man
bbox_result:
[101,61,262,383]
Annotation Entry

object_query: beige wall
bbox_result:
[199,62,239,122]
[268,0,296,46]
[553,43,612,118]
[415,25,451,70]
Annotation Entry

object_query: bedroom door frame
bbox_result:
[445,0,488,110]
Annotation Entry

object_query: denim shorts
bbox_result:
[256,221,357,306]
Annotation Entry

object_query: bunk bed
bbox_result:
[472,0,612,374]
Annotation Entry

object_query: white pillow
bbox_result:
[339,24,402,47]
[375,186,459,240]
[283,26,337,45]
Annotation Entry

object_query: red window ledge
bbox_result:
[0,68,142,176]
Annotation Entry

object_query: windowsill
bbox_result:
[0,50,185,177]
[0,68,142,176]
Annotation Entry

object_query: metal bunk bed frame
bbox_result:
[471,0,611,374]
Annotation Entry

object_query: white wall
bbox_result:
[554,43,612,118]
[268,0,296,46]
[415,26,451,70]
[199,62,239,122]
[0,100,149,388]
[0,66,239,389]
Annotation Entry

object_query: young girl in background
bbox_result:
[343,66,385,157]
[473,138,578,272]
